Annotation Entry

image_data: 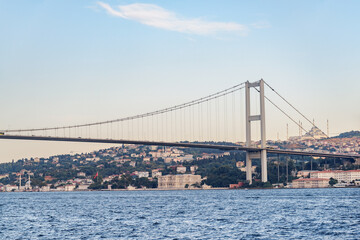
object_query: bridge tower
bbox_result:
[245,79,267,184]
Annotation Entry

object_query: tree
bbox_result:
[204,165,245,187]
[329,177,338,186]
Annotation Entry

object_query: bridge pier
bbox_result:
[261,149,267,182]
[245,79,268,184]
[246,152,252,184]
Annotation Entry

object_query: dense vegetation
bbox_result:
[1,142,358,189]
[335,131,360,138]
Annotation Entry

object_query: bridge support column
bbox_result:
[245,81,252,184]
[261,150,267,182]
[245,79,268,183]
[246,152,252,184]
[259,80,267,182]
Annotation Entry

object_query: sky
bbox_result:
[0,0,359,163]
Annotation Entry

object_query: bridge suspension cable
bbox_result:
[263,80,329,138]
[260,89,313,138]
[252,85,317,140]
[1,82,245,135]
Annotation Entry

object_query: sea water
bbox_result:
[0,188,359,239]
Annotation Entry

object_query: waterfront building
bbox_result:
[5,185,18,192]
[40,185,51,192]
[65,184,75,191]
[158,174,202,189]
[77,184,90,190]
[229,182,244,189]
[292,178,329,188]
[310,170,360,183]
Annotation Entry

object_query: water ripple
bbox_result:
[0,188,359,239]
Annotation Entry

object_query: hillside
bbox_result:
[335,131,360,138]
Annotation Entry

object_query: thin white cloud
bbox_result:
[97,2,248,35]
[251,21,271,29]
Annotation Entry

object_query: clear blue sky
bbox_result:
[0,1,359,162]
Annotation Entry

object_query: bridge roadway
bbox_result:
[0,135,358,160]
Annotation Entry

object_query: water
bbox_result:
[0,188,359,239]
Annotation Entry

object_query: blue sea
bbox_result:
[0,188,359,239]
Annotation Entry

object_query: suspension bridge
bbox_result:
[1,79,358,183]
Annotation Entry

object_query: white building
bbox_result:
[176,166,187,174]
[65,184,76,191]
[190,166,198,173]
[152,169,163,178]
[138,171,149,178]
[5,185,18,192]
[292,178,329,188]
[310,170,360,183]
[77,172,86,177]
[40,185,51,192]
[158,174,202,189]
[77,184,90,190]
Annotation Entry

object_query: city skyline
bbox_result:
[1,1,359,163]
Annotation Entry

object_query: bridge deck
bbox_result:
[0,135,358,160]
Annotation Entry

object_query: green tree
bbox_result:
[329,177,338,186]
[205,165,245,187]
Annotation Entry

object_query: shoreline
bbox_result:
[2,186,359,193]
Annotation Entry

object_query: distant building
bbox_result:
[138,171,149,178]
[0,174,9,179]
[292,178,329,188]
[190,165,198,173]
[40,185,51,192]
[77,184,90,190]
[296,170,317,178]
[310,170,360,183]
[176,166,187,174]
[44,176,54,182]
[77,172,86,177]
[152,169,163,178]
[302,126,327,140]
[52,157,59,163]
[229,182,244,189]
[65,184,75,191]
[150,146,158,151]
[236,161,244,168]
[5,185,18,192]
[158,174,201,189]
